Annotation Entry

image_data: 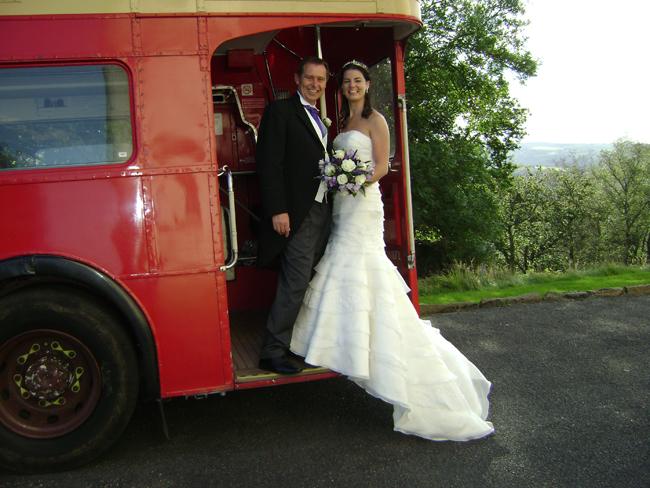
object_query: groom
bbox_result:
[256,57,333,374]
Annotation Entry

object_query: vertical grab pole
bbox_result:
[263,51,277,100]
[315,26,327,120]
[398,94,416,269]
[218,166,239,270]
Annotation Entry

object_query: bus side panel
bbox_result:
[0,17,134,61]
[146,173,216,273]
[139,17,200,54]
[0,178,148,277]
[123,272,228,396]
[138,55,213,170]
[134,49,230,392]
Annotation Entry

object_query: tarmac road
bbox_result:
[1,294,648,488]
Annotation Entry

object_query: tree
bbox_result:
[591,138,650,265]
[405,0,538,269]
[545,159,598,269]
[495,168,558,273]
[411,135,501,265]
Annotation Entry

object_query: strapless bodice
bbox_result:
[333,130,374,167]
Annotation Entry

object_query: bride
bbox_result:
[290,60,494,441]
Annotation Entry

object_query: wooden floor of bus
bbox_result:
[229,308,332,383]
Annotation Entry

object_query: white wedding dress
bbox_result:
[290,130,494,441]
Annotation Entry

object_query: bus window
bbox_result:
[0,65,133,170]
[369,57,396,159]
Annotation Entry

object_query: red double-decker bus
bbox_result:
[0,0,421,472]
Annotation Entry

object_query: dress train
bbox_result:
[290,130,494,441]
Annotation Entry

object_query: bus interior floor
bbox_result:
[229,308,331,382]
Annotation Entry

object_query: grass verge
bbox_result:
[418,263,650,305]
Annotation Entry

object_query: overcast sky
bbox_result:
[508,0,650,144]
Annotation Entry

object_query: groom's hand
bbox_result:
[272,213,291,237]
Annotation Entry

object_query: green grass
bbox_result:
[418,263,650,305]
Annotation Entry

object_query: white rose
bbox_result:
[324,164,336,176]
[333,149,345,160]
[336,174,349,185]
[355,174,367,185]
[341,159,356,172]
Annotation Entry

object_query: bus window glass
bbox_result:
[0,65,133,170]
[369,58,396,158]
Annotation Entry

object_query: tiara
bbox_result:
[342,59,368,70]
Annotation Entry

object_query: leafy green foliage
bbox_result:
[405,3,649,275]
[406,0,538,268]
[591,138,650,265]
[411,136,502,264]
[487,139,650,274]
[494,167,554,273]
[545,162,597,268]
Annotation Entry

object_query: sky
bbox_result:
[507,0,650,144]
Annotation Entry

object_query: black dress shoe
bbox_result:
[287,350,303,360]
[258,356,303,374]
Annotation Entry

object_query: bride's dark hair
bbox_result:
[338,61,373,130]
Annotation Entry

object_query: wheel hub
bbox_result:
[0,330,102,439]
[23,352,75,400]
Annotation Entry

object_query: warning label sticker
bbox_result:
[242,98,265,109]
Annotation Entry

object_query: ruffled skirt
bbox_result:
[290,183,494,441]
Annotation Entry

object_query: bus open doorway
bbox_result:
[210,24,416,387]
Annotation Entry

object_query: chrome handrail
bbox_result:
[398,94,416,269]
[212,85,258,142]
[217,165,239,270]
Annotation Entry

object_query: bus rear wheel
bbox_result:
[0,285,139,473]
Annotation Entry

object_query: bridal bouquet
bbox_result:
[317,148,374,196]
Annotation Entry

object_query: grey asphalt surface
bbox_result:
[1,294,648,488]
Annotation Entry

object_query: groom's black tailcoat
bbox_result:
[256,92,332,268]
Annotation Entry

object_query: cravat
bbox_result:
[304,105,326,138]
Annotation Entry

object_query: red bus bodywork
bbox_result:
[0,4,421,471]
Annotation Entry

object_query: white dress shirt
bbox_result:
[298,92,328,203]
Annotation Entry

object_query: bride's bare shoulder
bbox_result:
[368,110,389,136]
[369,109,387,122]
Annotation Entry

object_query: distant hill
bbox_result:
[511,142,612,167]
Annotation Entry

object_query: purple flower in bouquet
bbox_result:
[317,148,374,197]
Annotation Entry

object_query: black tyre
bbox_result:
[0,284,139,473]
